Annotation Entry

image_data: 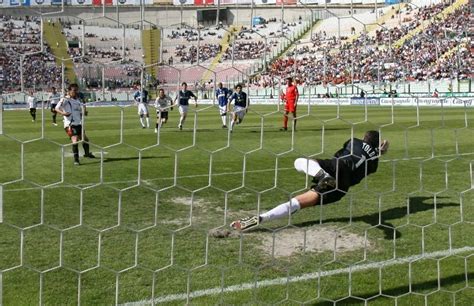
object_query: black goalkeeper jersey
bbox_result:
[334,138,379,186]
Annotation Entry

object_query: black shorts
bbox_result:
[51,104,57,112]
[157,111,168,119]
[312,158,352,205]
[65,125,82,137]
[29,108,36,112]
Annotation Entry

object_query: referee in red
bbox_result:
[280,77,299,131]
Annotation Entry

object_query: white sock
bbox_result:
[260,198,301,223]
[145,117,150,127]
[221,115,227,125]
[139,117,145,127]
[231,119,235,130]
[179,116,185,126]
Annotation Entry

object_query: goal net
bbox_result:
[0,0,472,304]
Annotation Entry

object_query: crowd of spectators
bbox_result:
[0,15,61,92]
[174,43,220,63]
[168,29,206,42]
[253,2,472,87]
[223,41,270,61]
[1,2,471,92]
[0,15,41,45]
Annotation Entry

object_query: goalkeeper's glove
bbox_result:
[380,140,389,155]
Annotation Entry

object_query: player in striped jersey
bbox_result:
[215,82,231,128]
[49,87,61,126]
[133,83,150,129]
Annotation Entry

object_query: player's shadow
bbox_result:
[309,272,473,305]
[101,156,169,163]
[296,196,459,239]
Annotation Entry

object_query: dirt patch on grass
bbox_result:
[258,226,371,257]
[209,228,241,239]
[171,197,207,207]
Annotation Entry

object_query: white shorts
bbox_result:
[178,105,188,115]
[233,105,246,120]
[219,105,227,115]
[138,103,148,115]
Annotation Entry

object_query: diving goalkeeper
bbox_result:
[231,130,389,230]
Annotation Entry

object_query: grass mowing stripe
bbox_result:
[2,167,296,191]
[122,246,474,305]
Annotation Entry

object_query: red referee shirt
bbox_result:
[286,84,298,103]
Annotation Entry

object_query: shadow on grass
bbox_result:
[102,156,169,163]
[308,272,473,305]
[296,196,459,239]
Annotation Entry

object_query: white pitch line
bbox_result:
[122,246,474,305]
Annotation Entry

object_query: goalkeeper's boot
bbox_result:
[230,215,260,231]
[84,153,96,158]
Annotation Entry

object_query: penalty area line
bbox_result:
[121,246,474,305]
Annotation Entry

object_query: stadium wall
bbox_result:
[1,5,373,26]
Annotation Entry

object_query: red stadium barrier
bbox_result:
[92,0,113,5]
[194,0,214,4]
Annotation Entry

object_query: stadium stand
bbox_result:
[0,15,62,92]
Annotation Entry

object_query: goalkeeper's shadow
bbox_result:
[292,196,459,240]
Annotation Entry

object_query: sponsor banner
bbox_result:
[416,97,446,107]
[380,97,412,106]
[449,97,473,107]
[4,97,474,110]
[305,98,351,106]
[172,0,193,4]
[50,0,63,4]
[350,97,380,105]
[9,0,20,5]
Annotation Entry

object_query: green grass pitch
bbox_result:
[0,104,473,305]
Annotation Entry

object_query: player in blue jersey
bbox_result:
[133,83,150,128]
[174,82,197,130]
[215,82,231,128]
[231,131,390,230]
[227,84,249,132]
